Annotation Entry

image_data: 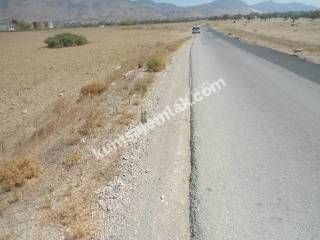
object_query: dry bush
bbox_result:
[50,196,93,240]
[63,150,81,169]
[129,77,153,97]
[78,111,105,136]
[32,119,57,140]
[0,234,12,240]
[0,159,41,192]
[80,82,108,97]
[64,135,81,146]
[117,109,135,126]
[53,98,69,115]
[7,190,21,204]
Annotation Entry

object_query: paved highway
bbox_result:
[190,27,320,240]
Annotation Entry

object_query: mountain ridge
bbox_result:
[251,0,318,13]
[0,0,318,22]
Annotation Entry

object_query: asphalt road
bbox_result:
[190,27,320,240]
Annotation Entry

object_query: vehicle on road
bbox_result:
[192,26,200,34]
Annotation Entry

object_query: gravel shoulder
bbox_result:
[97,41,192,239]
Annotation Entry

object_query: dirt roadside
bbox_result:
[209,18,320,64]
[0,24,192,239]
[96,41,192,239]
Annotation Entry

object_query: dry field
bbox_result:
[210,18,320,64]
[0,23,192,239]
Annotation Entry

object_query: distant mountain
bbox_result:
[189,0,251,16]
[0,0,169,21]
[251,0,318,13]
[209,0,249,10]
[0,0,318,22]
[0,0,252,21]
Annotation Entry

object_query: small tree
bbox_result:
[309,11,320,21]
[16,20,31,31]
[222,14,230,21]
[291,16,299,24]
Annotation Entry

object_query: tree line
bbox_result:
[8,10,320,30]
[209,10,320,23]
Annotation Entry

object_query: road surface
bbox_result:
[190,27,320,240]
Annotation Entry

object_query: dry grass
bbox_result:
[53,98,69,114]
[49,195,93,240]
[7,190,21,205]
[129,77,154,97]
[146,58,165,72]
[0,234,12,240]
[41,195,53,209]
[78,111,105,136]
[80,82,108,97]
[63,150,82,170]
[31,119,58,141]
[0,23,191,238]
[117,109,135,126]
[0,158,41,192]
[210,18,320,63]
[0,25,189,162]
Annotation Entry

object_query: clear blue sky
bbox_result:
[154,0,320,7]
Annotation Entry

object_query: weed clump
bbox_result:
[78,111,105,136]
[117,109,135,126]
[63,150,81,170]
[50,196,93,240]
[146,58,164,72]
[0,159,41,191]
[129,77,153,97]
[80,82,107,97]
[45,33,88,48]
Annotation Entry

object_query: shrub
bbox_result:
[78,111,104,136]
[63,150,81,169]
[16,20,31,31]
[45,33,88,48]
[0,159,41,191]
[80,82,107,97]
[51,197,93,240]
[146,58,165,72]
[129,77,153,97]
[117,109,135,126]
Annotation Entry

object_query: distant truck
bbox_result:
[192,26,201,34]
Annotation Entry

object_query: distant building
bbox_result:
[32,21,46,30]
[31,21,54,30]
[48,21,54,29]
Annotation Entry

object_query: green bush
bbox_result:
[45,33,88,48]
[16,20,31,31]
[146,58,164,72]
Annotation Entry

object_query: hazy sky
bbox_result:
[154,0,320,7]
